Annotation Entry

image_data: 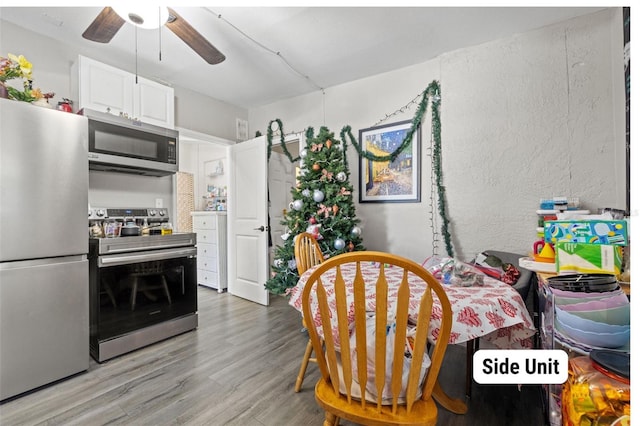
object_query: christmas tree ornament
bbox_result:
[348,242,354,251]
[281,232,290,240]
[325,139,333,149]
[274,258,284,268]
[309,217,317,224]
[332,205,339,216]
[334,238,346,250]
[321,169,334,181]
[300,148,308,159]
[336,171,347,182]
[306,224,322,239]
[288,260,297,270]
[312,163,321,171]
[271,121,280,132]
[350,226,362,237]
[312,189,324,202]
[301,188,311,197]
[317,204,330,218]
[292,199,303,210]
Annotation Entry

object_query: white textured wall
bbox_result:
[250,9,626,262]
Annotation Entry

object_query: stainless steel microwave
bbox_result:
[81,109,178,177]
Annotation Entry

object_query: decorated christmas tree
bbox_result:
[265,126,365,295]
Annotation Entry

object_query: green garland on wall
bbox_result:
[266,80,454,257]
[266,118,300,163]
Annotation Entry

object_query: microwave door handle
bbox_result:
[98,247,196,267]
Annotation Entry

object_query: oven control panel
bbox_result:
[88,207,169,222]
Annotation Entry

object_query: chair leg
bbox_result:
[465,340,472,398]
[130,276,138,311]
[466,338,479,398]
[294,339,314,392]
[323,412,337,426]
[160,275,172,304]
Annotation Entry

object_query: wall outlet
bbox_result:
[155,198,163,208]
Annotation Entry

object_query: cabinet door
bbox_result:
[78,56,133,115]
[133,77,175,129]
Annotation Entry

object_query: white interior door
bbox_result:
[268,150,297,265]
[228,136,270,305]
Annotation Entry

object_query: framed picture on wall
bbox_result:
[358,120,421,203]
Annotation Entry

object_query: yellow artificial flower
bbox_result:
[31,87,43,100]
[8,53,32,79]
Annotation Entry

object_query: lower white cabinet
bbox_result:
[191,212,227,293]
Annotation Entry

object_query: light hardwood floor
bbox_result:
[0,286,544,425]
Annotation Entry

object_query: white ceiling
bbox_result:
[1,6,603,109]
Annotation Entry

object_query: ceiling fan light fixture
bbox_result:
[113,6,169,30]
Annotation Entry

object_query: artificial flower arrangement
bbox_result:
[0,53,53,103]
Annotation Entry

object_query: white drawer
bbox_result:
[193,216,217,230]
[196,229,218,244]
[197,269,219,288]
[197,256,218,272]
[197,243,218,259]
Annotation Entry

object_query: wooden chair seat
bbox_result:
[315,379,438,426]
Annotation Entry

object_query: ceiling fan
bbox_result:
[82,7,225,65]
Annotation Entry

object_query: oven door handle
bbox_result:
[98,247,197,267]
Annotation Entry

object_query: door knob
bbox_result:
[253,226,269,232]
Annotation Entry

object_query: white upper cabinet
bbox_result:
[72,55,174,128]
[133,77,175,128]
[73,55,133,115]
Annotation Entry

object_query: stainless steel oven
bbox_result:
[88,208,197,363]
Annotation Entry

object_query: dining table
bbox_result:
[287,259,536,414]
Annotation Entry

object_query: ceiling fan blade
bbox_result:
[82,7,125,43]
[166,8,225,65]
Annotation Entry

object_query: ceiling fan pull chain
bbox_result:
[158,7,163,62]
[135,25,138,84]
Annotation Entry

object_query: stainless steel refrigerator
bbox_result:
[0,98,89,401]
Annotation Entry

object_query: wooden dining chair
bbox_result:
[301,251,453,426]
[294,232,325,393]
[295,232,325,276]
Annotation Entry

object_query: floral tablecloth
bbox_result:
[288,262,535,349]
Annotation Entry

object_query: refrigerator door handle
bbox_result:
[0,255,87,271]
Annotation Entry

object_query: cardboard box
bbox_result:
[556,242,623,275]
[544,220,628,245]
